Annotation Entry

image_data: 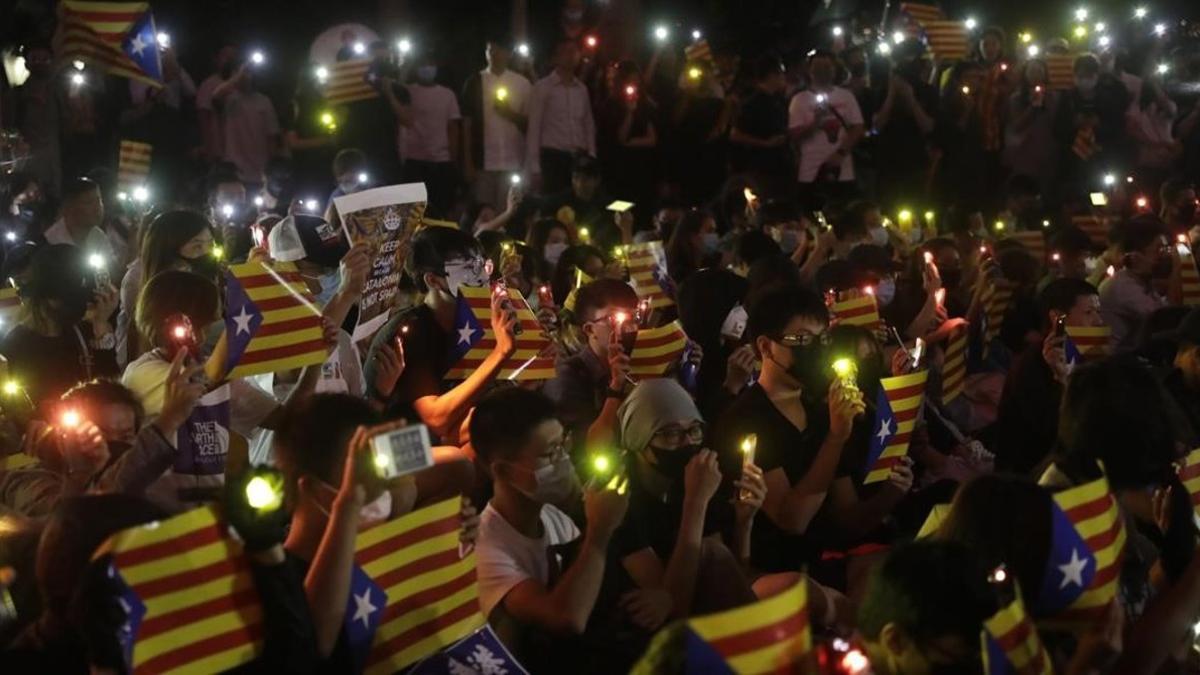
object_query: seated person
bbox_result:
[1162,308,1200,442]
[543,279,640,452]
[1099,216,1176,353]
[1038,224,1094,292]
[471,387,628,673]
[363,226,515,443]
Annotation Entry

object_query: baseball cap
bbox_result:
[268,214,349,268]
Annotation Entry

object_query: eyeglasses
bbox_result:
[773,332,831,348]
[652,422,705,447]
[443,256,487,276]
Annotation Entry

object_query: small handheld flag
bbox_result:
[916,503,950,539]
[445,286,555,381]
[1005,231,1047,265]
[324,58,379,106]
[685,578,812,674]
[941,323,968,404]
[828,290,881,329]
[117,140,152,194]
[863,370,929,484]
[1177,448,1200,523]
[60,1,163,86]
[1176,238,1200,306]
[981,584,1053,675]
[898,2,946,23]
[1046,54,1078,90]
[223,262,329,379]
[562,267,593,313]
[625,241,675,309]
[980,279,1014,352]
[923,20,970,61]
[1063,325,1111,367]
[628,321,689,379]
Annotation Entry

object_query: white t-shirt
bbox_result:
[400,84,461,163]
[476,502,580,619]
[43,219,115,261]
[481,70,531,171]
[787,87,863,183]
[222,89,280,182]
[123,350,277,509]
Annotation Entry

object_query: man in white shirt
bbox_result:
[463,38,532,209]
[526,39,596,195]
[399,55,462,217]
[1099,218,1180,352]
[42,177,114,261]
[788,49,864,209]
[212,62,281,187]
[471,388,627,663]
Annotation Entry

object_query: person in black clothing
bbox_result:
[1052,54,1131,206]
[596,60,658,219]
[664,61,728,205]
[994,278,1102,476]
[537,155,614,249]
[1162,307,1200,443]
[341,41,405,185]
[872,41,937,212]
[729,55,791,182]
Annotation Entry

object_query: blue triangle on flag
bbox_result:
[108,562,146,672]
[121,11,163,82]
[1064,336,1083,367]
[983,632,1014,675]
[684,628,736,675]
[864,385,895,470]
[448,291,484,362]
[224,271,264,374]
[344,564,386,671]
[1036,500,1096,615]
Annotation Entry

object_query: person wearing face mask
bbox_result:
[665,208,719,284]
[1051,54,1129,201]
[0,245,119,411]
[789,50,865,211]
[712,285,865,573]
[1037,225,1094,293]
[1099,218,1180,353]
[363,227,516,443]
[471,387,629,671]
[211,57,282,187]
[729,55,792,181]
[272,392,478,667]
[527,217,574,283]
[1159,179,1197,235]
[397,54,462,217]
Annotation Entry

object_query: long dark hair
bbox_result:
[665,208,711,283]
[140,210,218,288]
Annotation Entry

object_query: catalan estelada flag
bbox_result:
[0,287,21,329]
[1176,449,1200,522]
[1064,325,1111,366]
[898,2,946,23]
[223,262,328,378]
[982,586,1053,675]
[96,506,263,673]
[829,290,881,329]
[1036,473,1126,628]
[1176,240,1200,306]
[629,320,688,379]
[325,58,377,106]
[344,497,485,674]
[59,1,163,86]
[980,279,1014,350]
[923,20,970,61]
[1046,54,1078,90]
[563,267,593,313]
[864,370,928,484]
[445,285,555,381]
[685,578,812,674]
[625,241,675,309]
[1071,215,1110,247]
[1006,231,1047,265]
[117,140,152,193]
[916,503,950,539]
[942,323,967,404]
[684,38,713,65]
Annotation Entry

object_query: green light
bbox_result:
[245,476,282,511]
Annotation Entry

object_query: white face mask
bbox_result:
[510,455,578,505]
[701,232,720,253]
[544,242,568,267]
[444,256,489,296]
[869,227,889,247]
[876,277,897,306]
[314,481,393,528]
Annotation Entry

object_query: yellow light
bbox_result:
[740,434,757,466]
[579,227,590,240]
[924,210,935,222]
[591,454,611,474]
[61,409,81,428]
[743,187,757,204]
[244,476,282,511]
[501,241,513,252]
[319,111,335,127]
[961,85,971,95]
[687,66,702,80]
[832,358,854,377]
[373,450,390,470]
[1019,31,1033,44]
[2,381,20,396]
[897,209,912,223]
[211,245,225,260]
[1073,25,1088,39]
[994,220,1006,231]
[495,86,509,101]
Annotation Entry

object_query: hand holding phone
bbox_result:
[368,422,434,480]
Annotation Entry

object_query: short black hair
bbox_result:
[747,254,803,294]
[136,270,221,349]
[572,278,639,324]
[206,162,242,197]
[470,388,558,464]
[1117,215,1166,254]
[747,283,829,343]
[1037,278,1098,326]
[405,226,483,292]
[734,229,781,267]
[757,199,802,227]
[61,379,145,430]
[61,176,99,201]
[833,200,878,240]
[814,259,857,293]
[1050,225,1093,256]
[857,540,995,648]
[752,54,783,81]
[273,394,380,486]
[332,148,367,176]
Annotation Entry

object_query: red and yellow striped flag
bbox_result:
[1072,127,1100,160]
[685,577,812,673]
[1071,215,1110,247]
[0,287,21,329]
[864,370,928,484]
[924,20,970,61]
[1178,449,1200,523]
[1064,325,1111,365]
[1047,54,1077,90]
[625,241,675,309]
[117,140,152,193]
[981,279,1013,348]
[1006,231,1047,265]
[629,320,688,379]
[684,39,713,65]
[563,267,593,313]
[59,1,162,86]
[350,497,484,674]
[942,323,967,404]
[325,58,377,106]
[982,587,1053,675]
[445,285,555,381]
[1176,240,1200,306]
[829,290,881,329]
[223,262,329,379]
[97,506,263,673]
[899,2,946,23]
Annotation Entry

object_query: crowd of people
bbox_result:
[2,0,1200,672]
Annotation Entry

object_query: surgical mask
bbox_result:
[876,278,897,306]
[544,242,568,267]
[314,480,393,528]
[512,455,578,505]
[869,227,889,247]
[416,65,437,83]
[1075,76,1098,93]
[648,443,701,478]
[701,232,720,253]
[563,8,584,21]
[313,269,341,307]
[444,257,489,296]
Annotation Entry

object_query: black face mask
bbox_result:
[1177,202,1197,225]
[1152,255,1174,279]
[785,342,831,393]
[649,443,701,478]
[53,288,90,326]
[106,440,132,460]
[940,268,963,290]
[848,63,867,78]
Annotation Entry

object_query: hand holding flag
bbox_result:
[446,286,555,381]
[685,577,814,673]
[863,370,928,484]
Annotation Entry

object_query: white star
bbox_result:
[232,306,254,335]
[1058,548,1089,589]
[351,587,378,628]
[457,323,477,346]
[875,418,893,444]
[129,33,147,56]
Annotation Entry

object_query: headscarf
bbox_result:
[617,378,702,453]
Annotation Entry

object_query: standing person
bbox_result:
[1052,54,1130,206]
[729,55,791,183]
[871,41,937,212]
[39,177,114,261]
[195,45,237,163]
[12,42,61,197]
[1100,217,1178,353]
[211,58,281,188]
[595,61,658,217]
[526,39,596,195]
[398,54,462,218]
[344,41,404,185]
[462,37,532,210]
[788,49,865,210]
[1127,77,1182,194]
[1004,59,1058,199]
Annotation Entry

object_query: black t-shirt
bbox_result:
[0,323,119,414]
[873,74,938,176]
[712,384,853,572]
[362,304,453,429]
[995,347,1061,476]
[611,465,735,562]
[731,90,790,175]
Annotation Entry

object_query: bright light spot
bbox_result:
[924,210,935,221]
[1073,25,1088,39]
[220,203,234,218]
[1019,31,1033,44]
[117,191,128,201]
[585,35,598,48]
[250,51,265,65]
[1027,44,1041,57]
[1135,7,1148,19]
[245,476,281,510]
[510,174,522,185]
[898,209,913,223]
[832,25,844,37]
[156,32,170,49]
[253,195,264,207]
[1103,173,1116,186]
[319,111,335,127]
[1052,252,1062,261]
[2,381,19,396]
[688,66,702,80]
[358,172,369,184]
[1136,196,1149,209]
[171,324,188,339]
[1098,35,1111,47]
[924,251,935,265]
[892,31,905,44]
[1074,7,1089,21]
[815,93,827,104]
[965,17,977,30]
[1094,22,1106,32]
[592,454,611,473]
[1042,219,1051,227]
[654,25,669,41]
[314,66,328,82]
[1157,62,1170,74]
[517,43,530,57]
[878,42,892,55]
[841,649,871,674]
[61,409,80,428]
[397,38,412,54]
[691,29,702,41]
[352,41,365,55]
[579,226,590,239]
[373,450,390,469]
[304,198,319,212]
[4,232,15,242]
[132,186,150,202]
[1127,175,1135,183]
[1154,23,1166,36]
[211,245,224,260]
[832,358,854,377]
[961,85,971,95]
[87,253,105,269]
[70,72,85,86]
[994,220,1006,231]
[72,59,84,71]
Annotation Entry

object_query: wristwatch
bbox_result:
[93,332,116,350]
[605,386,626,401]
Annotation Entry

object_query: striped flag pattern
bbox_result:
[829,290,881,329]
[625,242,675,309]
[1176,241,1200,306]
[1006,231,1047,264]
[685,578,812,674]
[223,262,328,379]
[0,287,21,329]
[1072,127,1100,160]
[629,320,688,379]
[445,285,555,381]
[941,323,967,404]
[97,506,263,673]
[0,452,37,471]
[59,1,162,86]
[325,58,377,106]
[899,2,946,23]
[347,497,485,674]
[1046,54,1077,90]
[1071,215,1110,247]
[563,268,593,313]
[684,39,713,65]
[981,588,1053,675]
[1036,473,1126,627]
[916,503,950,539]
[1178,449,1200,522]
[1064,325,1111,366]
[923,20,971,61]
[981,279,1014,348]
[864,370,928,484]
[118,140,152,193]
